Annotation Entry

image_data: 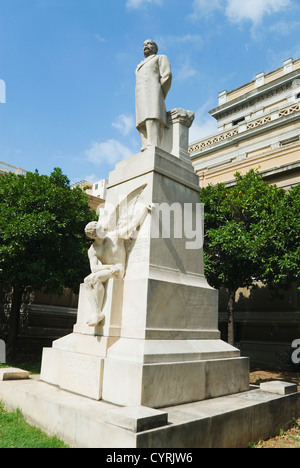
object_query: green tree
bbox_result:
[0,168,97,358]
[200,169,299,346]
[255,183,300,287]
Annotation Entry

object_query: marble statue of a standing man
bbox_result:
[135,39,172,151]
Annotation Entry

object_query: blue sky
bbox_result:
[1,0,300,184]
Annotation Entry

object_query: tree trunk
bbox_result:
[227,289,236,346]
[6,283,24,361]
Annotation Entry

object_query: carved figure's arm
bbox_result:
[88,245,103,273]
[117,204,151,240]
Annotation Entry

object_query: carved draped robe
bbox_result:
[135,54,172,130]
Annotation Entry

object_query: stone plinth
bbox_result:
[41,145,249,408]
[107,406,168,432]
[260,381,298,395]
[1,377,300,448]
[0,368,29,381]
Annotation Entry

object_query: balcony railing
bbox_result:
[0,161,27,175]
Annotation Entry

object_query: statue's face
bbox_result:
[143,40,157,58]
[85,221,107,240]
[96,223,107,239]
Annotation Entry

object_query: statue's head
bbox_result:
[85,221,99,240]
[85,221,108,240]
[143,39,158,58]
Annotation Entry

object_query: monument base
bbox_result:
[41,332,249,407]
[40,278,249,407]
[37,143,252,441]
[0,376,299,448]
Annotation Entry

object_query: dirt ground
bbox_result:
[249,369,300,448]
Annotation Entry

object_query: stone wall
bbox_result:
[219,282,300,370]
[16,282,300,371]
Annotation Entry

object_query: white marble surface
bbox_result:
[41,144,249,408]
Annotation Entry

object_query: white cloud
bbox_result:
[269,20,300,35]
[189,0,291,25]
[189,117,218,143]
[189,103,218,143]
[112,114,135,136]
[84,174,102,184]
[226,0,291,26]
[189,0,222,20]
[126,0,162,9]
[157,34,204,51]
[175,60,199,82]
[94,33,106,43]
[85,139,133,166]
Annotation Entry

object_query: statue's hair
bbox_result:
[85,221,98,239]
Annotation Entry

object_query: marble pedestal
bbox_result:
[1,377,300,448]
[41,146,249,408]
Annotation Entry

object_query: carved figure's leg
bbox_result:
[84,270,113,327]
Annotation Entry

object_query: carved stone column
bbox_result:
[160,108,195,161]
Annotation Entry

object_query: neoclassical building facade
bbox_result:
[188,58,300,369]
[189,58,300,190]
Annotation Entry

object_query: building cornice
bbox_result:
[209,70,300,121]
[223,160,300,188]
[189,103,300,158]
[194,138,300,180]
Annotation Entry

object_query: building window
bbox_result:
[297,92,300,99]
[232,117,245,126]
[280,136,299,147]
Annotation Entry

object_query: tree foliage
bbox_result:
[0,168,97,357]
[255,182,300,287]
[200,170,300,345]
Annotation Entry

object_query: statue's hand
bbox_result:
[110,265,120,275]
[91,265,106,274]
